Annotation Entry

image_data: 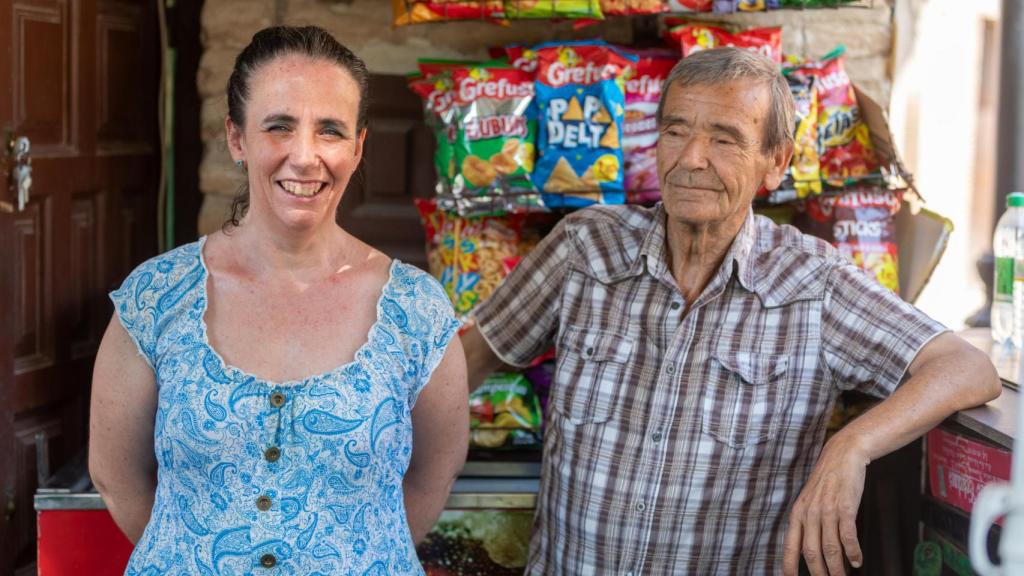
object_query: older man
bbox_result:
[461,47,1000,575]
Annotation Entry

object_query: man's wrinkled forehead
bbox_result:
[660,80,771,133]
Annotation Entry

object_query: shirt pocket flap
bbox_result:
[561,326,636,364]
[712,350,789,384]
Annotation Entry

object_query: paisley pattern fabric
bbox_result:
[112,237,459,575]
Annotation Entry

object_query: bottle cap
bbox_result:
[1008,192,1024,207]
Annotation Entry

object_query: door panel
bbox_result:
[14,0,71,151]
[339,75,436,269]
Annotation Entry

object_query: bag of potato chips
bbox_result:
[449,64,539,216]
[532,40,635,208]
[668,24,783,63]
[712,0,780,11]
[667,0,712,9]
[600,0,669,15]
[392,0,505,25]
[414,199,535,317]
[621,48,677,203]
[503,0,603,19]
[800,186,903,292]
[470,373,542,450]
[769,70,822,203]
[789,47,876,186]
[499,43,540,74]
[409,71,459,197]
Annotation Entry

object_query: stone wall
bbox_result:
[196,0,897,233]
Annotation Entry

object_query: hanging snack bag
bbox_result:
[409,72,458,197]
[470,373,543,450]
[532,41,635,208]
[802,187,902,292]
[779,0,855,6]
[392,0,505,26]
[782,70,822,200]
[791,47,876,186]
[600,0,669,15]
[669,24,783,63]
[500,43,540,74]
[450,64,539,215]
[414,198,447,280]
[503,0,603,19]
[712,0,780,11]
[414,201,530,317]
[666,0,713,10]
[621,48,678,203]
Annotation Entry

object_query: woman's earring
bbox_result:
[235,159,245,169]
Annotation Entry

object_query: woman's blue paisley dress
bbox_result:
[111,237,459,575]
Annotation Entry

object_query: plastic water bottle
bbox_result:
[996,192,1024,344]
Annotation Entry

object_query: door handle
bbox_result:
[2,135,31,213]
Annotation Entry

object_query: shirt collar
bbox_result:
[639,204,760,295]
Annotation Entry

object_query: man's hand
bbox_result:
[782,435,868,576]
[782,332,1000,575]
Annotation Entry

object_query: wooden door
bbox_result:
[339,74,436,270]
[0,0,160,570]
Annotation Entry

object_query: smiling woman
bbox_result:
[88,26,468,575]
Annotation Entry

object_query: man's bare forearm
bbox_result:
[460,322,505,391]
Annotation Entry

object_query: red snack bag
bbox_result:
[499,44,539,74]
[666,0,713,10]
[620,48,678,203]
[408,71,459,196]
[392,0,505,26]
[801,187,902,292]
[600,0,670,15]
[668,24,782,64]
[789,48,876,186]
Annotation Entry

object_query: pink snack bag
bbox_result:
[621,48,678,203]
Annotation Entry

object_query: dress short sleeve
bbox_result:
[109,260,162,370]
[107,241,203,372]
[393,264,461,408]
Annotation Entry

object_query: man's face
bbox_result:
[656,79,789,229]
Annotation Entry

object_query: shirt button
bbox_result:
[670,301,681,310]
[256,495,272,511]
[652,431,663,443]
[635,502,646,512]
[585,346,595,357]
[260,553,277,568]
[269,392,286,408]
[264,447,281,462]
[665,364,676,375]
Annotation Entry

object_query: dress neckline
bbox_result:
[194,235,399,389]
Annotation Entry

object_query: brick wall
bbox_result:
[196,0,896,233]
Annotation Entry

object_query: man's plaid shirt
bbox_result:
[472,203,946,574]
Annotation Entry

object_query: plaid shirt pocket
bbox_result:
[702,350,792,449]
[553,326,636,426]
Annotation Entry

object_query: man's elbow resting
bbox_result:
[965,346,1002,405]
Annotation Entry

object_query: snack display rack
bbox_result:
[392,0,878,24]
[401,3,940,573]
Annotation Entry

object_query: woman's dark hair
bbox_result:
[224,25,370,229]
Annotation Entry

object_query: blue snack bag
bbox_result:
[532,40,636,209]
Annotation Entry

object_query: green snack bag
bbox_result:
[504,0,603,19]
[450,65,539,216]
[470,373,542,450]
[409,71,457,196]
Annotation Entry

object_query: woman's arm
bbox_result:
[404,337,469,543]
[89,314,159,544]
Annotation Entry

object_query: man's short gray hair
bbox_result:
[655,47,795,156]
